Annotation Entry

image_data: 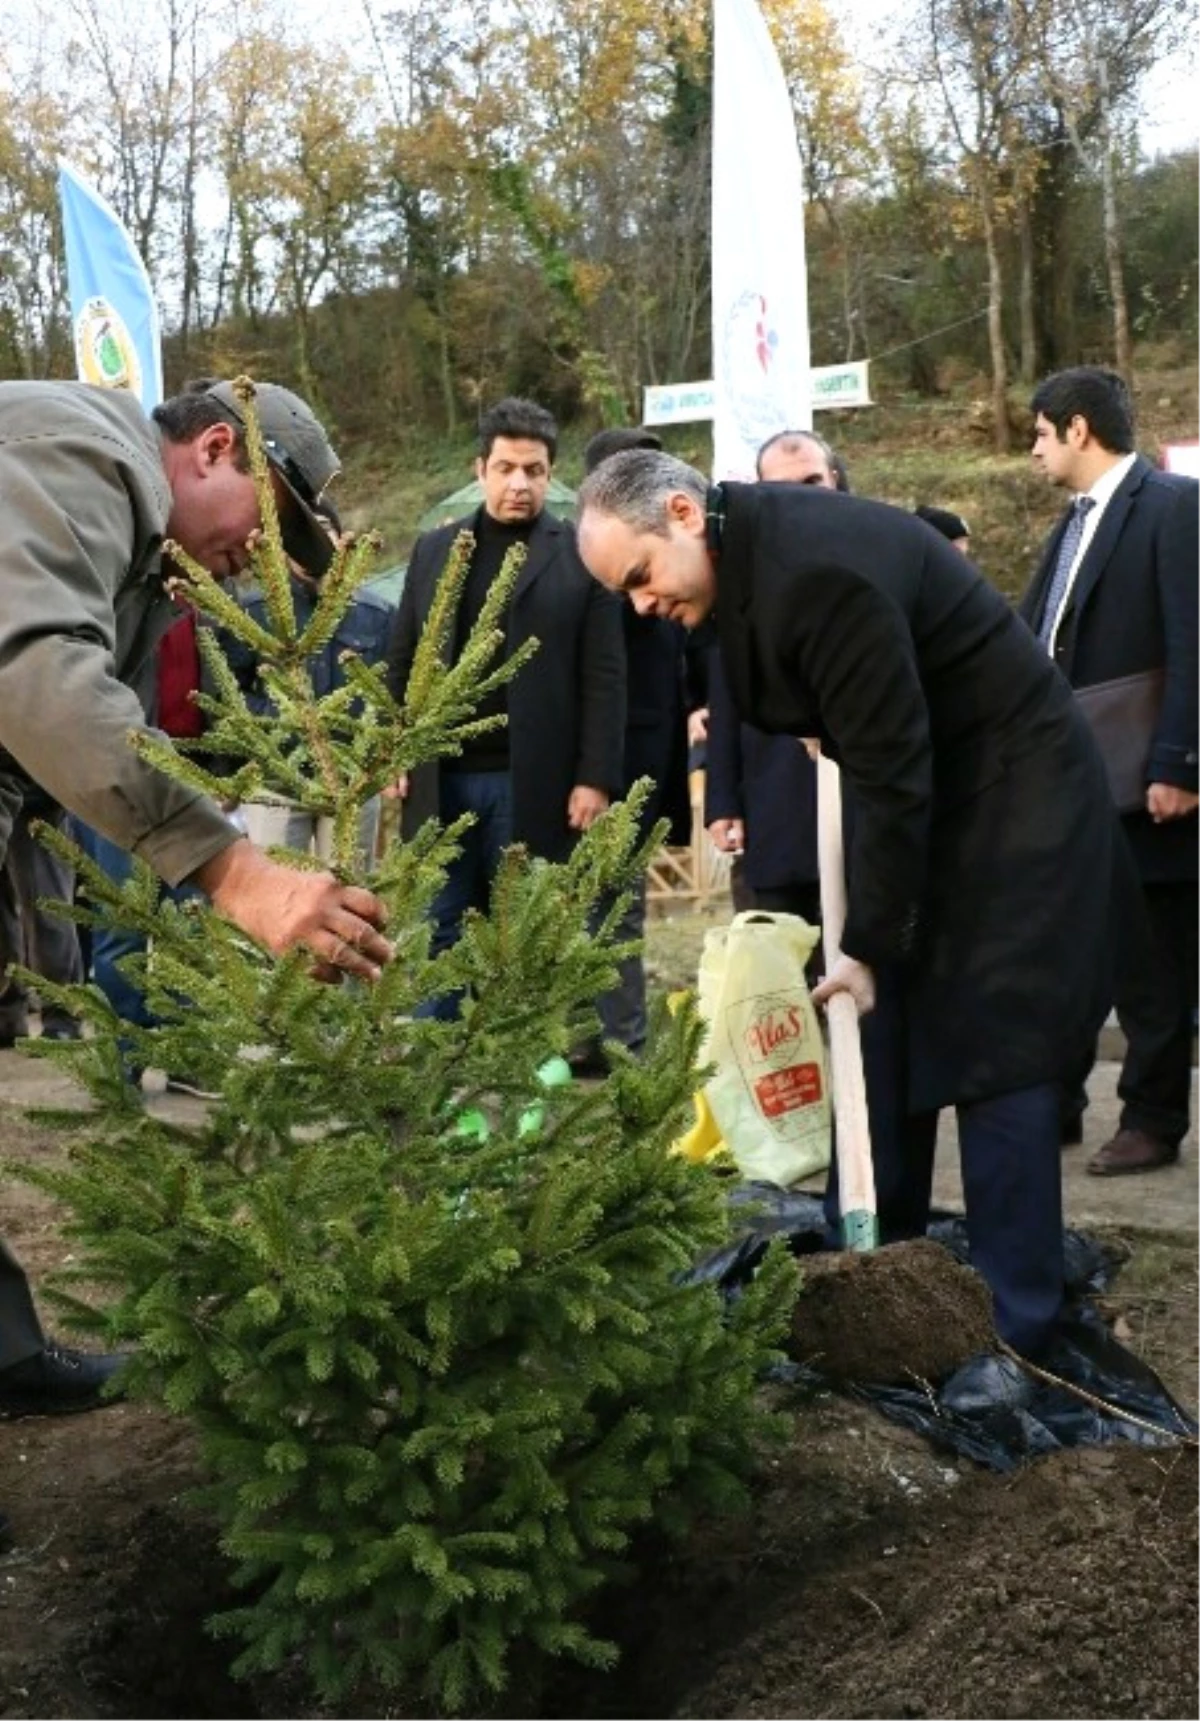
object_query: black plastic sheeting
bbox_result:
[684,1183,1198,1474]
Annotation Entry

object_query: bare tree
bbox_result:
[0,76,71,374]
[922,0,1034,450]
[1022,0,1189,385]
[764,0,879,363]
[66,0,190,266]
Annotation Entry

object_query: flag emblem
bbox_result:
[75,295,143,395]
[722,287,789,447]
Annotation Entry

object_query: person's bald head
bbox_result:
[755,429,842,489]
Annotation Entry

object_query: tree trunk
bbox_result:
[1051,177,1076,365]
[1097,84,1133,384]
[179,61,201,359]
[433,265,457,436]
[981,191,1010,453]
[289,286,312,400]
[1018,193,1036,384]
[834,222,858,363]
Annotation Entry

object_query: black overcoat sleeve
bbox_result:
[385,536,434,704]
[572,576,627,796]
[704,653,745,824]
[1151,479,1199,791]
[782,567,933,968]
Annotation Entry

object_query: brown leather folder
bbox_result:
[1075,669,1165,814]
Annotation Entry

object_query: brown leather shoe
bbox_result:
[1086,1127,1180,1177]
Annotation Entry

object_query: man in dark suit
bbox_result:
[1021,366,1198,1175]
[386,398,626,1013]
[576,450,1118,1377]
[705,427,846,924]
[578,429,691,1068]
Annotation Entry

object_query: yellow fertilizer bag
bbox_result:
[682,912,831,1187]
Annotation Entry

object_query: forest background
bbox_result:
[0,0,1196,592]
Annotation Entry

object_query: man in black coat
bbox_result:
[386,398,625,1013]
[576,449,1118,1367]
[705,427,847,925]
[579,429,690,1067]
[1020,367,1198,1175]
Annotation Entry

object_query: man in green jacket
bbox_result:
[0,376,392,1425]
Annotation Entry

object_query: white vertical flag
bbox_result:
[712,0,812,479]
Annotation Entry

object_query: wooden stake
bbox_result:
[816,752,878,1251]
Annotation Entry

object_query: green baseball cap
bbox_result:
[203,380,341,574]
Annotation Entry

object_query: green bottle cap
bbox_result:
[536,1056,573,1089]
[453,1108,489,1143]
[518,1102,545,1139]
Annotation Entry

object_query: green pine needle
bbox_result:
[13,385,799,1715]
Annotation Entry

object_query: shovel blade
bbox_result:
[841,1208,880,1252]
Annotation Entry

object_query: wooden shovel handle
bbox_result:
[816,754,877,1223]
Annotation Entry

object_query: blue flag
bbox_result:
[58,160,163,413]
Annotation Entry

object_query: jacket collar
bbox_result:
[712,483,761,716]
[511,509,562,603]
[454,504,559,605]
[1065,453,1151,621]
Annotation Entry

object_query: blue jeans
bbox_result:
[421,771,514,1021]
[71,823,198,1043]
[72,824,154,1032]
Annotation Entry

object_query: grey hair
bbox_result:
[577,449,708,534]
[755,427,837,476]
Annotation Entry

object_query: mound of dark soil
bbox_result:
[67,1504,256,1720]
[675,1440,1198,1721]
[788,1237,996,1384]
[4,1399,1194,1721]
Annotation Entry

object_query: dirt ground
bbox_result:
[1,910,1196,1720]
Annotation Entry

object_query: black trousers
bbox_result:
[1117,879,1198,1147]
[751,880,822,923]
[0,1238,45,1371]
[825,971,1066,1355]
[730,864,821,918]
[0,801,83,1038]
[735,879,823,986]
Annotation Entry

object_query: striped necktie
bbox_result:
[1037,495,1095,648]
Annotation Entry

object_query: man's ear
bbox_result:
[474,455,486,483]
[667,490,705,534]
[1066,413,1091,449]
[197,422,238,469]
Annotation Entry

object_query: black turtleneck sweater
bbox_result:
[445,509,536,773]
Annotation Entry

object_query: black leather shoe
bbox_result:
[39,1019,82,1043]
[939,1351,1035,1415]
[0,1343,126,1418]
[567,1047,609,1081]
